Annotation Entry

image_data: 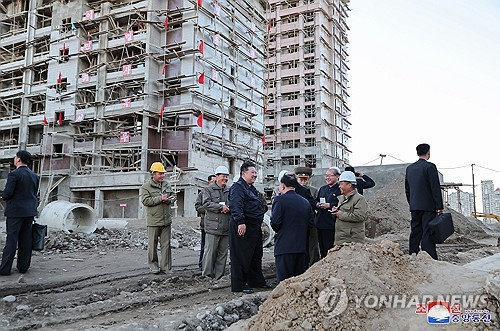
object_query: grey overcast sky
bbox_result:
[347,0,500,204]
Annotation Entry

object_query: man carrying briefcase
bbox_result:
[405,144,444,260]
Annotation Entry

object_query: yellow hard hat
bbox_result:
[150,162,166,173]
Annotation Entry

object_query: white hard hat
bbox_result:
[278,170,288,182]
[339,171,357,185]
[215,165,229,175]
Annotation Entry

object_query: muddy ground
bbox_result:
[0,218,275,331]
[1,177,499,330]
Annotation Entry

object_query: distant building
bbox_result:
[448,191,474,217]
[481,180,496,214]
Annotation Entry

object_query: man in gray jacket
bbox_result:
[195,174,216,269]
[201,166,231,279]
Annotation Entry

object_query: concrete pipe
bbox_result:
[39,201,97,234]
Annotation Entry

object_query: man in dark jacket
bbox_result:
[405,143,444,260]
[271,173,314,283]
[0,150,39,275]
[228,161,270,293]
[315,167,342,258]
[195,174,216,269]
[201,166,230,279]
[295,166,319,266]
[345,166,375,195]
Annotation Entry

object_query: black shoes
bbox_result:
[258,283,273,290]
[241,288,254,294]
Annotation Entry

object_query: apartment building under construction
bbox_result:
[263,0,351,182]
[0,0,267,218]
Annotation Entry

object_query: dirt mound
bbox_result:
[365,177,491,242]
[245,241,499,331]
[365,178,410,238]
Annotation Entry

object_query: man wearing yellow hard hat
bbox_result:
[141,162,176,274]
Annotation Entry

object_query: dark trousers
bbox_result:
[199,229,206,268]
[0,217,34,275]
[229,222,266,292]
[308,227,320,266]
[275,253,307,284]
[317,228,335,259]
[409,211,438,260]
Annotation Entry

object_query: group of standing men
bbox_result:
[140,142,443,292]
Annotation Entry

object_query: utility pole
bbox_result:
[379,154,386,165]
[471,163,477,216]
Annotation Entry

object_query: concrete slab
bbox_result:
[464,252,500,273]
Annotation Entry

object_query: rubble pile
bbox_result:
[44,227,148,253]
[245,241,499,331]
[42,223,202,253]
[176,293,267,331]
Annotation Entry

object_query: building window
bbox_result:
[282,92,299,101]
[303,12,314,23]
[264,141,276,150]
[304,90,315,102]
[284,15,299,24]
[282,123,299,132]
[305,137,316,147]
[282,156,300,166]
[282,0,298,9]
[305,154,317,168]
[304,26,315,38]
[282,76,299,85]
[304,104,316,118]
[282,30,298,39]
[282,60,299,69]
[282,140,300,149]
[304,41,315,54]
[304,73,315,86]
[266,126,276,135]
[304,58,315,70]
[305,121,316,134]
[282,107,300,117]
[285,44,299,54]
[61,18,72,34]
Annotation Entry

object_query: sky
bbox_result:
[347,0,500,210]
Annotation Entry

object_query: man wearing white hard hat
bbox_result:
[201,166,231,280]
[141,162,176,274]
[331,171,368,245]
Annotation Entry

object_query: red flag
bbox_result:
[263,105,267,113]
[162,62,166,75]
[261,136,266,146]
[57,72,62,84]
[160,104,165,117]
[164,17,169,30]
[198,0,202,6]
[198,72,205,84]
[62,43,67,54]
[43,115,48,126]
[267,22,271,31]
[197,113,203,127]
[199,40,204,54]
[57,112,63,125]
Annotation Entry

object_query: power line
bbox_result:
[359,156,382,166]
[475,164,500,173]
[439,164,471,170]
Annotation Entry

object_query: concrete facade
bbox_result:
[263,0,351,180]
[0,0,267,219]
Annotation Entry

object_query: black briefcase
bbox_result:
[32,222,48,251]
[429,213,454,244]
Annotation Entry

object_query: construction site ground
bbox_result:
[0,178,499,330]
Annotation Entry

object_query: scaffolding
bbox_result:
[0,0,268,218]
